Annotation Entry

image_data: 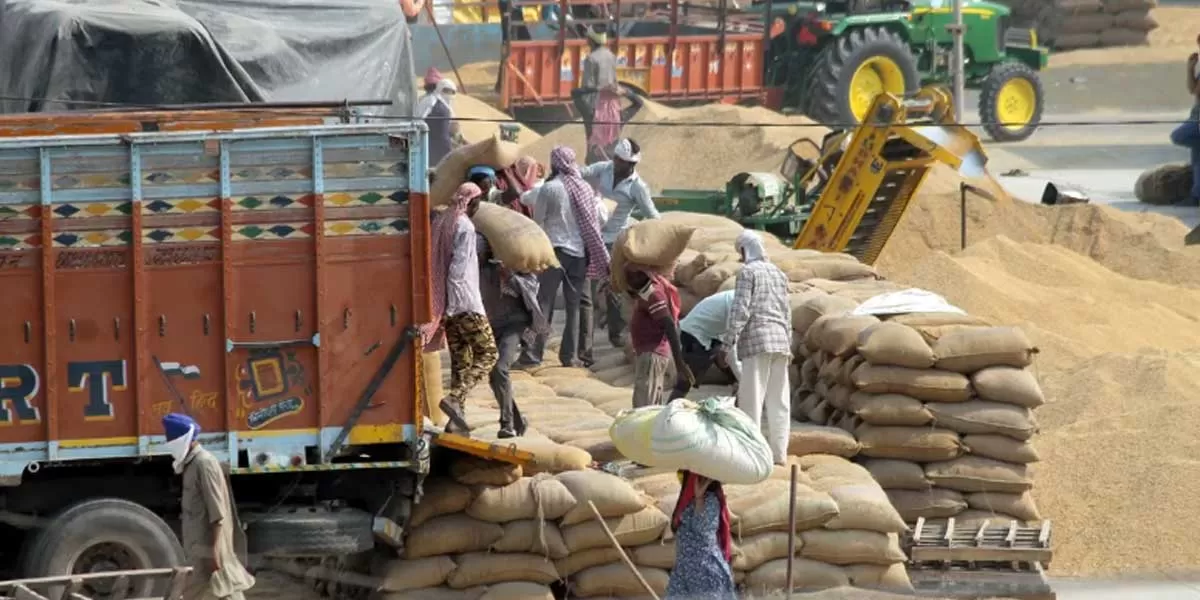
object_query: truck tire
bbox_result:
[978,61,1044,142]
[245,507,374,558]
[22,498,185,600]
[802,26,919,127]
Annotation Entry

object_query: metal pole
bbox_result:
[950,0,965,123]
[960,182,967,250]
[785,463,798,599]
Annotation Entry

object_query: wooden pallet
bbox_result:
[0,567,192,600]
[904,517,1055,600]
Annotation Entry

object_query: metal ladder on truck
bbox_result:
[0,567,192,600]
[904,517,1056,600]
[790,86,990,265]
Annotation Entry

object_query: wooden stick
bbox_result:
[587,500,661,600]
[786,463,798,599]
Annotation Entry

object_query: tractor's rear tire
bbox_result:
[979,61,1044,142]
[802,26,919,127]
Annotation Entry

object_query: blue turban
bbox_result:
[163,413,200,441]
[467,165,496,180]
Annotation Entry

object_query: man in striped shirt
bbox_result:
[722,230,792,464]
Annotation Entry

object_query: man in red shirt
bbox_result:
[623,265,693,407]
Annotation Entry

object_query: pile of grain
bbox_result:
[792,305,1045,526]
[450,93,541,146]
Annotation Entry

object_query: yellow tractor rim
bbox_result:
[996,77,1036,131]
[849,56,906,122]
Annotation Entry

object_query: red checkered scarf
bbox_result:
[550,146,609,280]
[420,182,482,351]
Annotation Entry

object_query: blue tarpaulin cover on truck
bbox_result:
[0,0,416,116]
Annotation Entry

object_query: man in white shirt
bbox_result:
[580,138,659,347]
[670,289,742,401]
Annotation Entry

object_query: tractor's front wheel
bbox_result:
[978,61,1044,143]
[803,26,920,127]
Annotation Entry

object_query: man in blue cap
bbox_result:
[162,413,255,600]
[467,165,501,205]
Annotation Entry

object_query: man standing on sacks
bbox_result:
[522,145,610,368]
[721,230,792,464]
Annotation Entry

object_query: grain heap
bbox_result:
[994,0,1157,49]
[793,305,1046,526]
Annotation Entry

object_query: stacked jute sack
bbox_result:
[372,462,674,599]
[791,298,1046,527]
[1000,0,1158,50]
[624,452,912,595]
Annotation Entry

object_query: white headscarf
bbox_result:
[163,424,196,474]
[418,79,458,119]
[613,138,641,163]
[736,230,767,264]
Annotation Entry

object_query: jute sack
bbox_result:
[545,426,614,445]
[1113,9,1157,30]
[732,532,795,571]
[531,366,592,379]
[727,479,840,534]
[792,294,858,334]
[615,219,696,268]
[1059,12,1112,33]
[839,355,865,387]
[473,202,558,273]
[556,470,648,526]
[422,352,446,426]
[783,259,879,283]
[691,262,742,297]
[887,488,967,520]
[717,273,740,293]
[787,422,860,458]
[491,519,570,559]
[966,492,1041,522]
[806,399,833,426]
[431,134,522,206]
[504,438,593,474]
[852,364,973,403]
[446,552,558,588]
[678,289,700,316]
[817,316,882,357]
[924,456,1033,494]
[848,392,933,427]
[632,541,677,569]
[861,458,930,490]
[565,437,622,463]
[858,322,936,368]
[409,478,473,527]
[376,587,487,600]
[633,472,682,499]
[962,434,1041,464]
[403,514,504,558]
[817,355,844,384]
[971,366,1046,408]
[932,327,1037,374]
[466,475,578,522]
[927,400,1037,441]
[573,563,670,598]
[479,583,554,600]
[857,424,965,462]
[745,558,849,592]
[673,248,700,281]
[376,556,457,592]
[554,547,621,577]
[844,563,913,592]
[562,506,670,553]
[885,312,990,328]
[816,483,909,533]
[1099,27,1150,46]
[800,530,907,566]
[796,452,872,479]
[930,509,1022,526]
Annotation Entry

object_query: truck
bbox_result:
[497,0,1048,142]
[0,107,530,599]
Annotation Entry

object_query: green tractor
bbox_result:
[758,0,1048,142]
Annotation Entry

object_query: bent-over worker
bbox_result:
[1171,34,1200,206]
[666,469,737,600]
[421,182,499,433]
[582,138,659,347]
[670,289,742,401]
[722,230,791,464]
[478,235,544,438]
[624,264,692,407]
[162,413,255,600]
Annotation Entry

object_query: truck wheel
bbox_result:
[803,26,919,127]
[246,507,374,558]
[22,498,185,600]
[979,61,1044,142]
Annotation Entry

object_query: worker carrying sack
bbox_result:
[646,397,774,485]
[472,202,559,273]
[610,220,696,293]
[431,134,522,207]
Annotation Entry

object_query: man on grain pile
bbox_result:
[722,231,792,464]
[583,138,659,347]
[422,182,499,433]
[623,264,693,407]
[162,413,254,600]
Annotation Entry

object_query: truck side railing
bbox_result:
[0,567,192,600]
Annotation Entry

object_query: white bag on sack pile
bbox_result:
[610,406,662,465]
[649,397,773,485]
